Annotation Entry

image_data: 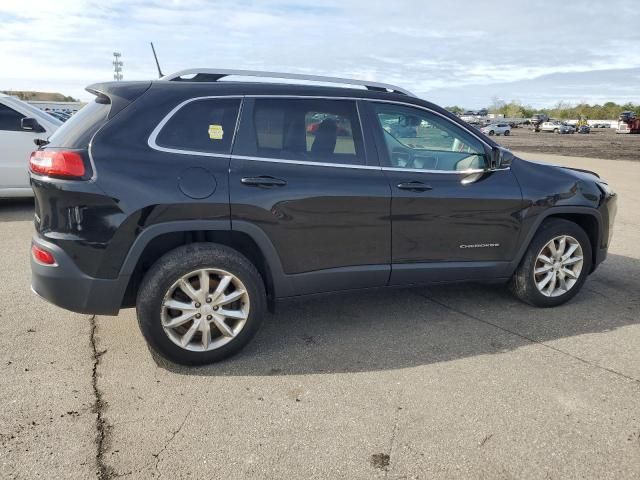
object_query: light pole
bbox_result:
[113,52,123,81]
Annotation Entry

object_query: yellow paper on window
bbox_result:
[208,124,223,140]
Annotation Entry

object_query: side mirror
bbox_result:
[489,146,514,170]
[489,147,502,170]
[21,117,45,133]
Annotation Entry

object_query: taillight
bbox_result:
[32,245,56,265]
[29,150,86,179]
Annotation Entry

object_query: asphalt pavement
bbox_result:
[1,152,638,479]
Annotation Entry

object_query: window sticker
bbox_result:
[208,124,224,140]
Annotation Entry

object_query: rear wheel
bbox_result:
[554,128,559,133]
[488,130,495,135]
[510,219,592,307]
[136,243,266,365]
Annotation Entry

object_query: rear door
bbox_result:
[229,97,390,296]
[364,101,523,285]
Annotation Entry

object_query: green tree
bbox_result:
[445,105,463,114]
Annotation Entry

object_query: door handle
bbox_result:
[241,176,287,187]
[396,181,432,192]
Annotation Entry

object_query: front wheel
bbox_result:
[510,219,592,307]
[136,243,266,365]
[504,130,510,136]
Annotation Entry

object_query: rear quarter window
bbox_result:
[154,98,241,154]
[47,101,110,148]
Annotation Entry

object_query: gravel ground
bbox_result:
[496,127,640,162]
[0,152,639,479]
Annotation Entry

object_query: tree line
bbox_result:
[446,100,640,120]
[1,90,79,102]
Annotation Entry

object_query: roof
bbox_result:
[160,68,416,97]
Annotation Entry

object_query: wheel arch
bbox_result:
[119,220,292,311]
[512,207,602,274]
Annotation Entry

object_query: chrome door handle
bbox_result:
[241,176,287,187]
[396,181,432,192]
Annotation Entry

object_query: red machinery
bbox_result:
[617,111,640,134]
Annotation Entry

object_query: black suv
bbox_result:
[29,69,617,365]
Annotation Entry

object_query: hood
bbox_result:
[519,158,600,181]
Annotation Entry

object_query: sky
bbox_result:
[1,0,639,108]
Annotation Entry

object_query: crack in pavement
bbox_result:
[90,315,113,480]
[414,292,640,385]
[152,408,193,479]
[384,409,400,478]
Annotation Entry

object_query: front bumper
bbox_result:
[30,235,128,316]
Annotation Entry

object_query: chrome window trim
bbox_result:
[381,166,487,174]
[147,95,244,157]
[230,156,501,175]
[147,94,510,174]
[231,155,380,170]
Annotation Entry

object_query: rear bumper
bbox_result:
[30,236,128,315]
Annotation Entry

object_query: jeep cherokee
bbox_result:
[29,69,617,365]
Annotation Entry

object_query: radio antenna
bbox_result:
[150,42,163,78]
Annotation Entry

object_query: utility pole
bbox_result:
[113,52,123,81]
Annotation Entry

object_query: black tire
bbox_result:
[136,243,266,365]
[489,130,495,135]
[510,219,592,307]
[504,130,510,136]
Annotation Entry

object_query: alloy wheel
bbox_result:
[533,235,584,297]
[160,268,250,351]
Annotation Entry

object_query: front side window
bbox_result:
[0,103,25,132]
[156,98,241,154]
[250,98,365,165]
[373,103,486,171]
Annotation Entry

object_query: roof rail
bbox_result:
[160,68,416,97]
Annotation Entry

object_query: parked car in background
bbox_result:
[539,121,559,133]
[540,121,574,134]
[0,94,61,197]
[47,111,70,122]
[480,123,511,136]
[558,124,575,134]
[577,125,591,134]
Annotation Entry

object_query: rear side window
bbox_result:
[47,101,110,148]
[155,98,241,154]
[247,98,365,165]
[0,103,25,131]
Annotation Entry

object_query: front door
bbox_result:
[364,101,524,285]
[230,97,390,296]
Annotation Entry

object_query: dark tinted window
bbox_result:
[250,98,364,165]
[47,100,110,148]
[156,98,241,154]
[0,103,25,131]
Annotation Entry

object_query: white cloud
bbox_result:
[0,0,639,107]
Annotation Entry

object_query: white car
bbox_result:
[480,123,511,136]
[0,94,61,198]
[539,121,574,134]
